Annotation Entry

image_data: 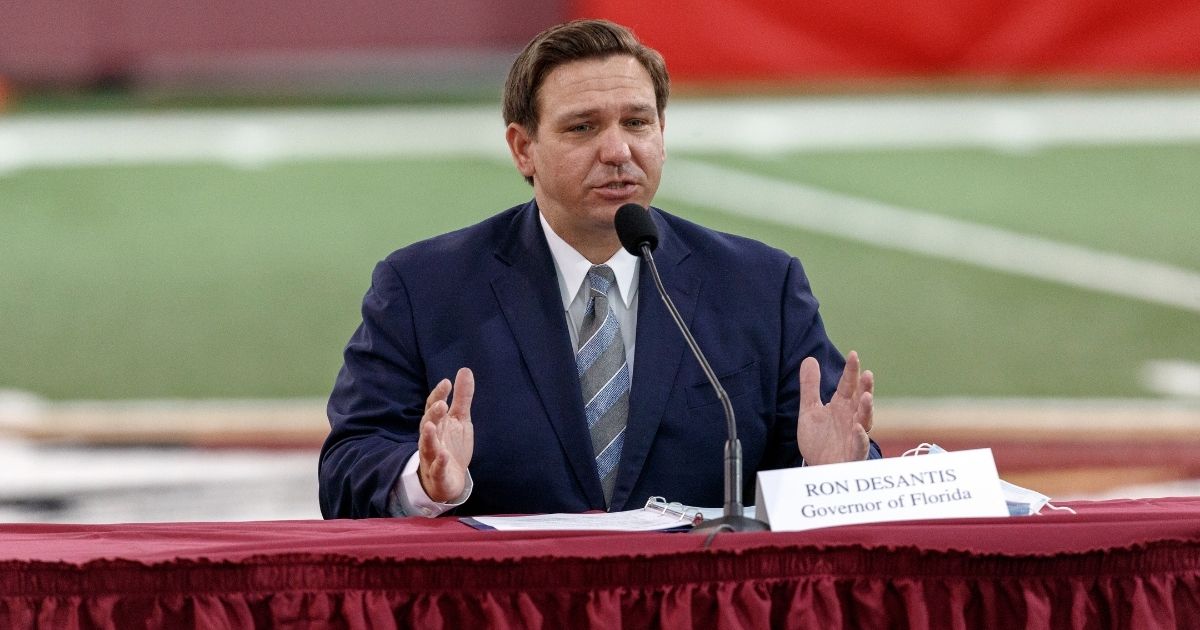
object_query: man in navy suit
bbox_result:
[319,19,880,519]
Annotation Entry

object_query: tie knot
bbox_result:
[587,265,617,297]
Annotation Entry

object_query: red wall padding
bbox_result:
[571,0,1200,81]
[2,2,1196,87]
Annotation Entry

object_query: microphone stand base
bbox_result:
[691,515,771,534]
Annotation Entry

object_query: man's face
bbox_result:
[506,55,665,256]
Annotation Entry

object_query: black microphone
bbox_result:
[614,203,769,533]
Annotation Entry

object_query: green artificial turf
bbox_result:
[2,143,1196,399]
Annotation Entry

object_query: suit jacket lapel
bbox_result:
[610,209,697,511]
[490,202,607,509]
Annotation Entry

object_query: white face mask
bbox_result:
[999,479,1052,516]
[901,443,1075,516]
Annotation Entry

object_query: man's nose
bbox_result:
[597,126,633,166]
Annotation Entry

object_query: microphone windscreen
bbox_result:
[615,203,659,255]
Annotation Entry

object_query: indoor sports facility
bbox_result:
[1,2,1197,522]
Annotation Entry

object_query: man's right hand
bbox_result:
[417,367,475,503]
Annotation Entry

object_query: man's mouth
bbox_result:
[598,179,636,190]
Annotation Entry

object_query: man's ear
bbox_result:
[659,113,667,162]
[505,123,536,179]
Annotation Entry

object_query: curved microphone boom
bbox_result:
[614,203,769,533]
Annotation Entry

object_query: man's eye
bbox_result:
[568,124,593,132]
[625,119,647,128]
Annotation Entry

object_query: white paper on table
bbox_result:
[461,508,695,532]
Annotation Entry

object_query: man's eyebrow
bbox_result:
[555,108,600,122]
[553,103,657,122]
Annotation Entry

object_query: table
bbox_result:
[2,497,1199,628]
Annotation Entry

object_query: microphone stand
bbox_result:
[639,244,770,534]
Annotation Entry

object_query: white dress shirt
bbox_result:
[388,212,640,517]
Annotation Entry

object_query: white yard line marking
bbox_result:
[666,92,1200,153]
[1141,360,1200,399]
[659,158,1200,314]
[2,92,1200,172]
[0,105,511,172]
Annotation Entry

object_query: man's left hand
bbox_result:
[797,351,874,465]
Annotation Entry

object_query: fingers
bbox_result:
[834,350,860,401]
[418,369,474,502]
[799,357,822,410]
[418,412,442,467]
[447,367,475,420]
[420,378,451,464]
[857,368,874,434]
[425,369,475,421]
[425,378,451,412]
[856,390,874,435]
[418,421,452,501]
[799,352,875,465]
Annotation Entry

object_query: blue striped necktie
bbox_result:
[575,265,630,507]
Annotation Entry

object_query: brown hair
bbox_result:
[503,19,670,135]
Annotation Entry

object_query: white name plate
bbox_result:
[755,448,1008,532]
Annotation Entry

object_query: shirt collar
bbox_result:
[539,211,639,310]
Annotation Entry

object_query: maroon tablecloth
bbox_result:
[2,497,1199,628]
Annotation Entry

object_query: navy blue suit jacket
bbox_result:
[320,201,880,518]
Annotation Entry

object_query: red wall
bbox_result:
[572,0,1200,81]
[3,1,1197,88]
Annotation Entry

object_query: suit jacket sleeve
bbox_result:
[759,257,881,474]
[320,259,427,518]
